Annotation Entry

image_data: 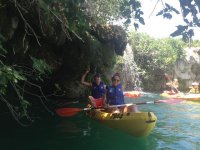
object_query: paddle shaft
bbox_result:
[107,101,154,108]
[56,99,184,117]
[57,101,79,106]
[108,99,184,108]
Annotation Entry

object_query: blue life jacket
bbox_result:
[106,84,124,105]
[91,81,105,99]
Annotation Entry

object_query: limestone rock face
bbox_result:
[173,47,200,89]
[90,24,127,56]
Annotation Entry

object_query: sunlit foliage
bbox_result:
[128,32,186,90]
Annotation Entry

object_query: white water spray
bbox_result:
[122,44,142,91]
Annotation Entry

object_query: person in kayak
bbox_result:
[164,73,175,93]
[188,82,199,94]
[104,73,138,113]
[164,78,179,94]
[171,78,179,93]
[81,68,106,108]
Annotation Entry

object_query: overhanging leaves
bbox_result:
[170,25,188,37]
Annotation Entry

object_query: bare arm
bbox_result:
[81,69,92,87]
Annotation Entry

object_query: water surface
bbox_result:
[1,93,200,150]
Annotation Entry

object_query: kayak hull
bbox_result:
[124,91,141,99]
[161,92,200,101]
[179,94,200,101]
[87,109,157,137]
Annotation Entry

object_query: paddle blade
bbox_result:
[156,99,184,104]
[56,108,82,117]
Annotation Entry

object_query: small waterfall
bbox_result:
[122,44,142,91]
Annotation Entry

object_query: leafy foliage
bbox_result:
[120,0,144,29]
[83,0,144,29]
[0,64,31,125]
[156,3,180,19]
[31,57,51,80]
[190,39,200,47]
[64,0,90,34]
[156,0,200,42]
[128,32,186,91]
[0,65,26,95]
[83,0,123,23]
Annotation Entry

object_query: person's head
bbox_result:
[94,73,101,84]
[111,73,121,86]
[166,82,172,87]
[174,78,178,82]
[192,82,199,89]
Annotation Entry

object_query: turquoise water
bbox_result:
[1,93,200,150]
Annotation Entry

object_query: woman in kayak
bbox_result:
[104,73,138,113]
[81,68,106,108]
[188,82,199,94]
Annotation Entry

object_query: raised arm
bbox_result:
[81,69,92,87]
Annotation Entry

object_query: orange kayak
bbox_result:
[124,91,141,99]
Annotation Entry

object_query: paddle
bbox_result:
[57,101,79,107]
[106,98,185,108]
[56,98,184,117]
[56,107,92,117]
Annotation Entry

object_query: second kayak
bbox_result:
[124,91,141,99]
[161,92,200,101]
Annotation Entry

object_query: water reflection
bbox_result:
[1,93,200,150]
[56,118,92,137]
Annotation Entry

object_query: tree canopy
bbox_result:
[83,0,200,40]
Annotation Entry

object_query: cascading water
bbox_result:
[122,44,142,91]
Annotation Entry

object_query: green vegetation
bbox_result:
[190,40,200,47]
[85,0,144,29]
[0,33,52,125]
[0,0,128,125]
[1,0,200,125]
[128,32,186,91]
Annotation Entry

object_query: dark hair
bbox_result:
[111,73,121,81]
[94,73,101,79]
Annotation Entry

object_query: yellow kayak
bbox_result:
[179,94,200,101]
[160,92,200,101]
[160,92,184,98]
[87,109,157,137]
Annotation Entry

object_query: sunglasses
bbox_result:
[113,79,120,82]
